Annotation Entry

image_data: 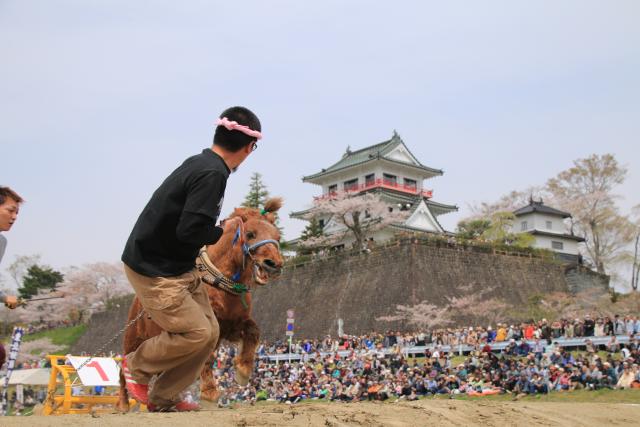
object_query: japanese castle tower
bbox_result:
[511,198,585,263]
[291,132,457,248]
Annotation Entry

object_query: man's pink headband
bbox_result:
[216,117,262,140]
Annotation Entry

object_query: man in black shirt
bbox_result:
[121,106,262,411]
[583,314,595,337]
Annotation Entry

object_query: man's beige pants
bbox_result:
[124,265,219,406]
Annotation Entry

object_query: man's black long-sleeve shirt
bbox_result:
[122,149,229,277]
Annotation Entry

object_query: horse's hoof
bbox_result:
[234,359,252,386]
[235,371,250,386]
[115,402,130,413]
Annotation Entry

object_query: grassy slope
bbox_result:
[21,324,87,354]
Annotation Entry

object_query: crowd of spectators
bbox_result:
[5,315,640,409]
[211,314,640,406]
[260,315,640,356]
[213,337,639,406]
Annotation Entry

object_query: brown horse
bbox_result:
[117,198,284,411]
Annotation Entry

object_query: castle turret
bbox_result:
[290,132,457,247]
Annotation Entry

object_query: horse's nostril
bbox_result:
[263,259,277,269]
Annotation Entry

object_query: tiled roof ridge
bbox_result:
[345,137,395,157]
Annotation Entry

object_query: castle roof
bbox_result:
[290,191,458,219]
[513,199,571,218]
[302,132,443,182]
[526,229,585,242]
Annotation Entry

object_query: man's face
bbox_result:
[232,140,258,173]
[0,198,20,232]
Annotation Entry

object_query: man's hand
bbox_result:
[4,295,18,309]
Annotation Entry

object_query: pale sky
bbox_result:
[1,1,639,284]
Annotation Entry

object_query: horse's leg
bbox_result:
[116,298,147,413]
[116,366,131,412]
[200,353,221,402]
[234,319,259,386]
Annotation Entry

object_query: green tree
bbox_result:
[8,254,42,287]
[242,172,270,209]
[456,218,491,240]
[546,153,634,274]
[483,212,517,243]
[300,217,324,247]
[300,217,324,241]
[457,212,533,248]
[18,265,64,300]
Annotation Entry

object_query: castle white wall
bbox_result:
[513,212,569,234]
[531,234,580,255]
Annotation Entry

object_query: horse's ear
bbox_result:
[263,197,283,214]
[231,208,251,223]
[222,216,242,233]
[261,197,283,224]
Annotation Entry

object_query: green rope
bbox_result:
[241,293,248,309]
[230,283,249,309]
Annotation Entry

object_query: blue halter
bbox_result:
[231,224,280,282]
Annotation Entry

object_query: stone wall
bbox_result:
[71,294,134,355]
[565,265,610,294]
[251,240,609,340]
[70,241,609,351]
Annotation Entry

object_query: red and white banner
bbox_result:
[68,356,120,386]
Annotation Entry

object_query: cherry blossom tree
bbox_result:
[15,288,69,323]
[15,262,131,324]
[447,293,508,326]
[299,192,408,250]
[547,154,634,274]
[377,286,509,329]
[376,301,453,330]
[469,187,543,219]
[57,262,131,316]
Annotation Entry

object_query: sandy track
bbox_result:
[5,400,640,426]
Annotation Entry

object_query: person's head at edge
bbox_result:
[212,106,261,172]
[0,186,23,232]
[0,187,22,309]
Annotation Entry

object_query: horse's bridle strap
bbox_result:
[243,239,280,255]
[197,247,249,301]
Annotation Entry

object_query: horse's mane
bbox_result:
[230,197,283,224]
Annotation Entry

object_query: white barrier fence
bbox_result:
[259,335,632,362]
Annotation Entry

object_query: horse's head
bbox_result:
[209,197,284,286]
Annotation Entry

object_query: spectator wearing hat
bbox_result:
[617,362,635,389]
[601,362,617,388]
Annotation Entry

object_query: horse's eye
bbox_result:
[246,231,256,240]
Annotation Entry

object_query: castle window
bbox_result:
[383,173,397,186]
[318,219,325,228]
[551,241,564,250]
[343,179,358,191]
[546,220,552,230]
[328,184,337,194]
[365,173,375,187]
[521,221,528,231]
[404,178,417,191]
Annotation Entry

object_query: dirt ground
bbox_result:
[4,400,640,427]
